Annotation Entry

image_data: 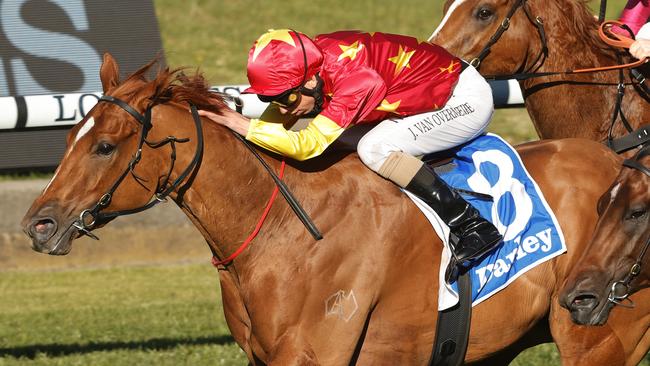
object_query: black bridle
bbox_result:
[70,94,322,243]
[469,0,548,73]
[604,145,650,308]
[72,96,205,239]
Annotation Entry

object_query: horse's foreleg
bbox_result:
[218,269,257,363]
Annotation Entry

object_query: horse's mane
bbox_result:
[110,58,228,114]
[550,0,612,54]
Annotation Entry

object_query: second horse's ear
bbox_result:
[100,53,120,93]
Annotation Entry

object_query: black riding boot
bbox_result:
[405,165,503,267]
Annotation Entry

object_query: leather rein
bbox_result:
[71,95,322,245]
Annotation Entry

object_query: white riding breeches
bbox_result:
[357,65,494,172]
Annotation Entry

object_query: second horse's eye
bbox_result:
[477,7,494,21]
[97,142,115,156]
[629,209,647,221]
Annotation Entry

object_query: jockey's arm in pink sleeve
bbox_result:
[619,0,650,34]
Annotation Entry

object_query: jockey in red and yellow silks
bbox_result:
[243,30,462,161]
[199,29,503,281]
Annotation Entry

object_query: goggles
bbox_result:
[258,88,302,108]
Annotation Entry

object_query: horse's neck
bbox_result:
[175,125,288,264]
[520,1,646,140]
[162,111,365,280]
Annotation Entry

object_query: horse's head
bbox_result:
[429,0,540,73]
[430,0,601,74]
[21,53,225,255]
[560,146,650,325]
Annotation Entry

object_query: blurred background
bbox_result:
[1,0,643,365]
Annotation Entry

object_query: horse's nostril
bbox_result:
[29,218,57,241]
[571,293,599,311]
[34,219,55,234]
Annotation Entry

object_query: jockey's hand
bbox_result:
[630,39,650,59]
[197,107,251,136]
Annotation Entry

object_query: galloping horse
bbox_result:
[430,0,650,144]
[20,54,642,364]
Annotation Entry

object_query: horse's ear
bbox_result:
[100,53,120,93]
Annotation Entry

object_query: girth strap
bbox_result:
[430,271,472,366]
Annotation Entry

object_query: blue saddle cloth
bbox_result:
[434,134,566,307]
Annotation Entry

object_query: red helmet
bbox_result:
[243,29,323,96]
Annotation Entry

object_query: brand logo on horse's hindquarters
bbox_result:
[325,290,358,322]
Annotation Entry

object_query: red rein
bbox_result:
[211,160,286,267]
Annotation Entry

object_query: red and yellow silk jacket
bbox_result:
[247,31,462,161]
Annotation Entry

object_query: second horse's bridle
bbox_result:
[605,145,650,308]
[469,0,548,72]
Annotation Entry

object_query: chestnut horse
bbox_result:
[20,54,641,365]
[430,0,650,145]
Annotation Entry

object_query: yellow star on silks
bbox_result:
[439,60,460,74]
[388,46,416,76]
[338,41,364,61]
[375,98,401,113]
[252,29,295,61]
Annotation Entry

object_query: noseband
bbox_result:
[605,146,650,307]
[72,96,204,240]
[470,0,548,72]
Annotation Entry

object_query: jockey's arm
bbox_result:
[200,67,387,161]
[199,102,345,161]
[246,114,345,161]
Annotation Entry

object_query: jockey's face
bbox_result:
[278,75,318,117]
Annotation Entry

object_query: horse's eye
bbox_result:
[628,209,647,221]
[96,142,115,156]
[477,7,494,21]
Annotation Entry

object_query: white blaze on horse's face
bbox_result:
[74,117,95,145]
[429,0,469,41]
[609,182,622,204]
[44,117,96,193]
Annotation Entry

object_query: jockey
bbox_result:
[199,29,503,275]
